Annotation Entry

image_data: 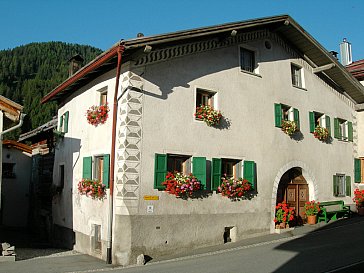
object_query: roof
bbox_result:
[346,59,364,81]
[0,95,23,122]
[3,140,32,154]
[18,116,57,142]
[41,14,364,104]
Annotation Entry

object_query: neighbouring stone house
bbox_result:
[1,140,32,227]
[41,15,364,265]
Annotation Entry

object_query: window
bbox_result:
[309,111,331,134]
[211,158,256,191]
[154,154,206,190]
[59,164,65,190]
[59,111,69,133]
[333,174,351,197]
[196,88,215,108]
[240,47,255,73]
[167,154,191,175]
[2,163,15,178]
[334,118,353,141]
[291,64,303,88]
[82,154,110,188]
[274,103,300,129]
[92,224,101,252]
[221,159,241,179]
[99,87,108,106]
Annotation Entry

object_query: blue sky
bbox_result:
[1,0,363,61]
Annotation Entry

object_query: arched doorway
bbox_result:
[276,167,309,224]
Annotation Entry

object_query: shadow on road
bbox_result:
[272,215,364,273]
[0,225,71,261]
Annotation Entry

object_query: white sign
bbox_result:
[147,205,154,214]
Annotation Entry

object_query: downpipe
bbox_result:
[106,42,125,264]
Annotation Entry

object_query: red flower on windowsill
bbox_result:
[86,103,109,126]
[78,178,106,200]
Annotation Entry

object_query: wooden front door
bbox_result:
[286,183,309,219]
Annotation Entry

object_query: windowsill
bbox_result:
[292,85,307,91]
[240,69,262,78]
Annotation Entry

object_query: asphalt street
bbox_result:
[1,217,364,273]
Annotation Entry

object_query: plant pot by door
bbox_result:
[357,207,364,216]
[307,215,317,225]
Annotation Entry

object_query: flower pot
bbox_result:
[276,222,288,229]
[307,215,317,225]
[357,207,364,216]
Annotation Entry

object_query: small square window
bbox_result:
[281,105,293,122]
[98,87,108,106]
[95,156,104,183]
[240,48,255,73]
[291,64,303,88]
[167,154,191,175]
[2,163,15,178]
[221,159,241,179]
[196,89,214,108]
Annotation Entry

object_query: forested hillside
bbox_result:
[0,42,102,138]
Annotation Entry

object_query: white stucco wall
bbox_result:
[2,147,32,227]
[52,69,118,256]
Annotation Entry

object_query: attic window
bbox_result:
[98,87,108,106]
[291,64,304,88]
[240,47,255,73]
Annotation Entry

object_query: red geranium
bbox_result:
[86,103,109,126]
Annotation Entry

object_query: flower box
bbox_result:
[78,178,106,200]
[86,104,109,126]
[313,126,329,141]
[162,172,202,198]
[195,105,222,127]
[281,120,298,136]
[218,177,251,199]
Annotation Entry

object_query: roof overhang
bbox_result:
[0,95,23,122]
[41,14,364,104]
[3,140,32,154]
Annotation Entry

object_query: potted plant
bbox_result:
[195,105,222,127]
[353,189,364,215]
[274,202,295,228]
[78,178,106,200]
[218,176,251,200]
[86,103,110,126]
[304,200,321,224]
[281,120,298,136]
[162,172,202,198]
[313,126,329,141]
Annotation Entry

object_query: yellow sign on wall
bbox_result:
[143,195,159,201]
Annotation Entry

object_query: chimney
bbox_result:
[68,54,84,77]
[340,38,352,66]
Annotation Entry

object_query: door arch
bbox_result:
[270,161,318,233]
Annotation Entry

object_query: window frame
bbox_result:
[334,117,353,142]
[239,46,258,74]
[291,63,304,89]
[221,158,241,180]
[167,154,191,175]
[59,111,69,133]
[98,86,108,106]
[274,103,300,129]
[333,173,351,197]
[195,87,218,121]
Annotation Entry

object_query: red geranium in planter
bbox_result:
[86,104,109,126]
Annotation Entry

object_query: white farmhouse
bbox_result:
[42,15,364,265]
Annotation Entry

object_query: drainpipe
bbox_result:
[0,113,26,210]
[107,42,125,264]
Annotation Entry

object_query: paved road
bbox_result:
[2,218,364,273]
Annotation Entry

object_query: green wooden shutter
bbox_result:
[355,158,361,183]
[348,121,353,142]
[334,118,340,139]
[244,160,256,190]
[154,154,167,190]
[309,111,315,133]
[325,115,331,136]
[59,115,63,131]
[293,108,300,130]
[192,157,206,189]
[211,158,222,191]
[83,156,92,179]
[346,176,351,196]
[274,103,282,128]
[103,154,110,188]
[333,175,338,196]
[64,111,69,133]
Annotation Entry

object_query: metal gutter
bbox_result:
[106,42,125,264]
